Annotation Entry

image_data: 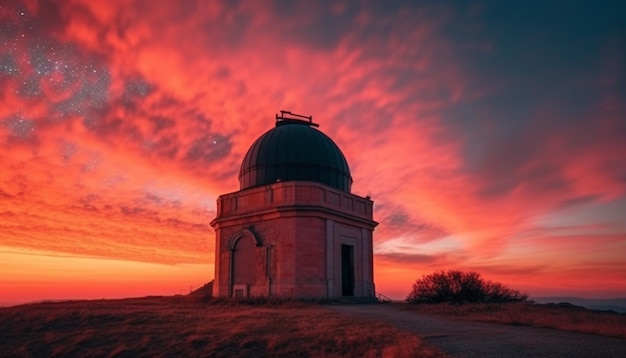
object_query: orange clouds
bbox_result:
[1,0,625,304]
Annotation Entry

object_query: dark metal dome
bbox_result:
[239,113,352,192]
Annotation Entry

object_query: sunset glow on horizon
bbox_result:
[1,0,625,306]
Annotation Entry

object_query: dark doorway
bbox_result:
[341,244,354,296]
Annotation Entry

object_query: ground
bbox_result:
[0,296,442,357]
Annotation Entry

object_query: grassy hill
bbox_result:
[532,297,626,313]
[0,295,444,357]
[401,301,626,339]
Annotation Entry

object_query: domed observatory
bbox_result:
[211,111,377,300]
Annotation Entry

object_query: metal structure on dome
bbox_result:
[275,110,319,127]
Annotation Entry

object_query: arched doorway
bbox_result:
[230,230,258,297]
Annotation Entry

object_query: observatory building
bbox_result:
[211,111,377,299]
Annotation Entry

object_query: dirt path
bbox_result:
[326,304,626,357]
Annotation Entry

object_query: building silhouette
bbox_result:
[211,111,377,299]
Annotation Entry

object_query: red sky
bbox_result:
[1,0,625,305]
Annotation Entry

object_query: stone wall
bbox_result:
[211,181,377,299]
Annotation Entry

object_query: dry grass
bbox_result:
[400,301,626,338]
[0,295,445,357]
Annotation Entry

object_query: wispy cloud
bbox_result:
[1,0,625,301]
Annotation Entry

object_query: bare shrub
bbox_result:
[406,270,528,304]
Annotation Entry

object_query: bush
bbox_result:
[406,270,528,304]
